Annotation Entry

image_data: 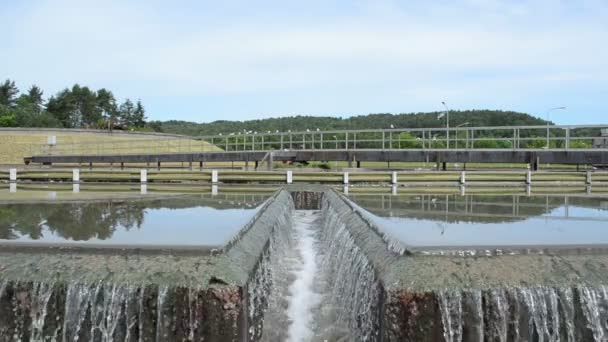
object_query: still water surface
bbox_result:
[348,194,608,248]
[0,195,268,247]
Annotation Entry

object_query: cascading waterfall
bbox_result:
[519,286,560,341]
[155,285,169,342]
[63,283,94,341]
[579,285,608,341]
[0,280,213,342]
[314,197,382,341]
[436,286,608,342]
[487,288,510,342]
[30,281,56,342]
[248,194,295,341]
[439,290,463,342]
[0,280,6,300]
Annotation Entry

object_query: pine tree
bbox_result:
[96,89,117,130]
[27,85,44,112]
[0,79,19,107]
[132,100,147,128]
[118,99,135,128]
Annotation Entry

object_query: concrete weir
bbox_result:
[0,191,296,341]
[319,189,608,341]
[3,188,608,341]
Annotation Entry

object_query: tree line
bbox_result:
[151,110,551,137]
[0,79,147,130]
[154,111,598,149]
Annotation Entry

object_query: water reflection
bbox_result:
[348,194,608,248]
[0,194,269,246]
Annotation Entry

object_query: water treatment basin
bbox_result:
[348,193,608,254]
[0,193,270,251]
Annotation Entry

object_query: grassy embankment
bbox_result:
[0,130,236,167]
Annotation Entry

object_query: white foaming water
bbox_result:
[286,210,321,342]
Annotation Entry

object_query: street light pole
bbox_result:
[545,106,566,148]
[442,101,450,148]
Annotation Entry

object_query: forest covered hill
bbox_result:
[151,110,549,136]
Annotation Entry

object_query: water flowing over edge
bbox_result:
[314,195,383,341]
[247,193,295,341]
[0,280,208,342]
[437,285,608,342]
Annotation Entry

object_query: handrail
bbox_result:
[31,124,608,156]
[194,123,608,140]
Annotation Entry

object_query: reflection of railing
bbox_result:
[351,194,608,223]
[35,124,608,156]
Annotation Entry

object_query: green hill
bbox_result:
[153,110,549,137]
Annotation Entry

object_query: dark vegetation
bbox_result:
[153,110,597,149]
[152,110,550,136]
[0,79,146,130]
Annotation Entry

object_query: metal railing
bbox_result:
[35,124,608,156]
[39,137,221,156]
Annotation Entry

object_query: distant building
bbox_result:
[594,129,608,148]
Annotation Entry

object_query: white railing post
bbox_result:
[73,183,80,193]
[586,171,592,185]
[72,169,80,183]
[343,172,349,185]
[140,169,147,183]
[526,170,532,185]
[391,171,398,185]
[286,170,293,184]
[212,170,218,184]
[9,168,16,182]
[460,171,466,185]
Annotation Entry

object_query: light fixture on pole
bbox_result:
[545,106,566,148]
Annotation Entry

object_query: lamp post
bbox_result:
[441,101,450,148]
[545,106,566,148]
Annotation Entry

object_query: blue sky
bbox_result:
[2,0,607,124]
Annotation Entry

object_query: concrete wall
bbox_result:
[30,149,608,166]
